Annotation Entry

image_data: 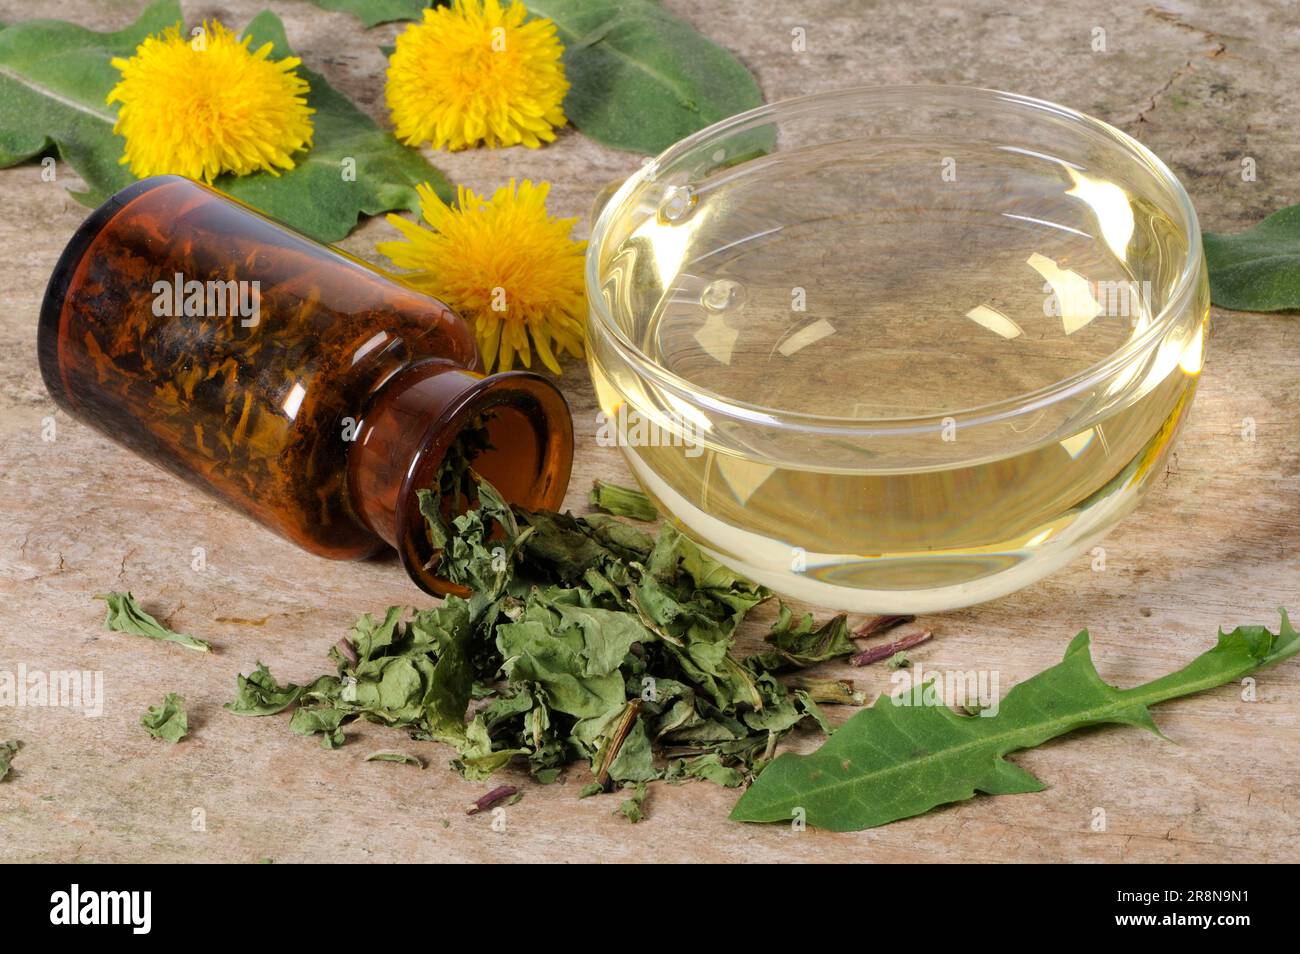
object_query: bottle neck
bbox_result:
[346,358,573,596]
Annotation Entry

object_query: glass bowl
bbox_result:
[585,85,1208,614]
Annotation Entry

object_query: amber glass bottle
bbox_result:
[38,175,573,596]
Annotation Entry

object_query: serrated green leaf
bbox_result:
[0,1,176,177]
[524,0,763,155]
[731,611,1299,831]
[1204,205,1300,311]
[0,1,451,241]
[141,692,188,742]
[95,591,212,652]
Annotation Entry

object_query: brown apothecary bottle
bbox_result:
[38,175,574,596]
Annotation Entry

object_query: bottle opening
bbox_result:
[347,360,573,598]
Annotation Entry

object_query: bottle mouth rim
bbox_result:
[393,365,574,598]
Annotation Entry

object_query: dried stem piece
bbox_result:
[467,785,519,815]
[851,629,933,668]
[595,700,643,787]
[791,678,868,706]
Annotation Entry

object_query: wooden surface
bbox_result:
[2,0,1298,863]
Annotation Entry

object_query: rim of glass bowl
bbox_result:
[584,84,1204,440]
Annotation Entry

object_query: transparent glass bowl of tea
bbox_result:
[585,85,1209,614]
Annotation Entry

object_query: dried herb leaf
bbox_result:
[96,591,211,653]
[1204,205,1300,311]
[732,611,1299,831]
[588,479,657,521]
[665,752,744,788]
[0,740,21,781]
[364,750,424,767]
[224,663,306,716]
[747,604,858,672]
[290,706,347,742]
[140,692,188,742]
[793,690,835,737]
[615,781,648,823]
[415,417,496,573]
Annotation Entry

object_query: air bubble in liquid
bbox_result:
[701,278,745,312]
[659,186,697,223]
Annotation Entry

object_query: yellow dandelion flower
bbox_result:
[377,180,586,374]
[107,21,314,183]
[385,0,569,151]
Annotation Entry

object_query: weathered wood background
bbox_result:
[1,0,1297,863]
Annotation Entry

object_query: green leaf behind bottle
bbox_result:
[0,1,451,242]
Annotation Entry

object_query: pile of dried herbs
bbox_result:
[88,468,1300,832]
[217,439,1300,831]
[226,473,864,796]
